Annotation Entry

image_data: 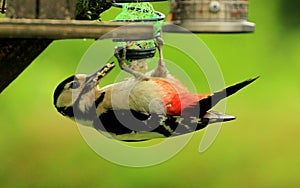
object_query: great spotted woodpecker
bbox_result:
[53,38,257,141]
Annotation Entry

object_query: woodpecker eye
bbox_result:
[69,81,80,89]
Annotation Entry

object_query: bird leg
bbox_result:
[114,46,148,80]
[151,36,168,78]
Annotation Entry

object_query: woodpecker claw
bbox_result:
[151,36,168,78]
[114,46,123,61]
[114,46,128,71]
[155,36,164,50]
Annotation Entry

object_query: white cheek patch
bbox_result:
[58,91,73,107]
[77,90,96,113]
[78,97,88,112]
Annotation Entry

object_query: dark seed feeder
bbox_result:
[167,0,255,33]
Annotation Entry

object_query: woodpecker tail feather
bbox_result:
[190,111,235,130]
[198,77,259,116]
[182,77,259,117]
[204,111,236,122]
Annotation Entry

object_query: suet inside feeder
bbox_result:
[168,0,255,33]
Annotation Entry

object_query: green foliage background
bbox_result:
[1,0,300,187]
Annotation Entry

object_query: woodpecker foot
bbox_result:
[151,37,168,78]
[155,36,164,51]
[114,46,149,81]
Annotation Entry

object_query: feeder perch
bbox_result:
[166,0,255,33]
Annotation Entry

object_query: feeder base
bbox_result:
[164,21,255,33]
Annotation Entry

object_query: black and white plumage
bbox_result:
[53,39,257,141]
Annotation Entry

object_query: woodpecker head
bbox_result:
[53,62,115,117]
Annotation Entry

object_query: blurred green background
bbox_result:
[1,0,300,187]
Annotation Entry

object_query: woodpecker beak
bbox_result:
[86,62,115,88]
